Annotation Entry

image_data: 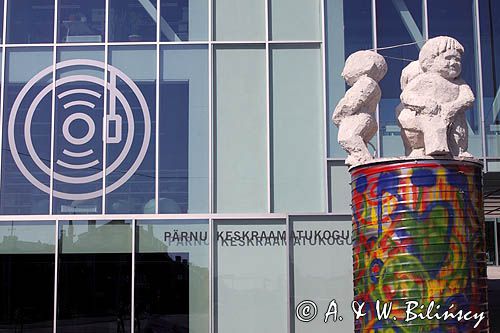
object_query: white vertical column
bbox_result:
[155,0,160,214]
[320,0,328,213]
[131,219,136,332]
[209,217,214,333]
[371,0,381,158]
[208,0,215,329]
[49,0,59,214]
[52,219,60,333]
[495,221,499,266]
[102,0,110,214]
[473,0,487,165]
[285,215,292,333]
[265,0,271,213]
[208,0,214,213]
[423,0,429,40]
[0,0,8,198]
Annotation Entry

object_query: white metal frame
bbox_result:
[0,0,498,332]
[473,0,488,169]
[495,220,499,266]
[371,0,381,158]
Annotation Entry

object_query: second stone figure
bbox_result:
[398,36,475,158]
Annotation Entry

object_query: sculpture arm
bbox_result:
[401,90,440,115]
[443,83,475,121]
[400,76,441,116]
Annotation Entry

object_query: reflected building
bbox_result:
[0,0,498,332]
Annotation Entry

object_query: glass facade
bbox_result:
[0,0,499,332]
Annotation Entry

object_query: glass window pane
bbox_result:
[292,217,353,332]
[329,162,351,214]
[214,0,265,41]
[136,219,209,333]
[377,0,423,157]
[1,48,53,215]
[159,46,209,213]
[479,0,500,156]
[215,47,267,213]
[270,0,321,41]
[326,0,372,157]
[109,0,157,42]
[271,46,325,213]
[7,0,55,43]
[428,0,483,157]
[58,0,105,43]
[486,220,496,265]
[53,46,105,214]
[160,0,207,41]
[497,221,500,266]
[215,220,287,333]
[107,46,156,214]
[57,220,132,332]
[0,221,55,331]
[0,0,4,43]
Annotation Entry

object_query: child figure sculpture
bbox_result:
[396,60,424,156]
[333,50,387,166]
[399,36,475,157]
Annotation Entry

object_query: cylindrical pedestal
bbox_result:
[350,159,488,332]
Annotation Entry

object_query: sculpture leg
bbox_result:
[448,112,472,157]
[338,114,376,165]
[418,114,449,156]
[402,129,425,157]
[397,106,424,157]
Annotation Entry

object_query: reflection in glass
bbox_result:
[57,220,132,333]
[377,0,423,157]
[479,0,500,156]
[329,162,351,214]
[0,221,55,332]
[53,47,105,214]
[271,46,325,213]
[7,0,55,43]
[0,0,4,43]
[326,0,372,157]
[214,0,265,41]
[1,48,53,215]
[135,220,209,333]
[292,217,353,332]
[497,221,500,266]
[159,46,209,213]
[270,0,321,40]
[107,46,156,214]
[160,0,207,41]
[109,0,157,42]
[486,221,496,265]
[428,0,482,156]
[215,47,267,213]
[215,220,287,333]
[58,0,105,43]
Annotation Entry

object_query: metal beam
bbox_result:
[137,0,181,41]
[392,0,425,48]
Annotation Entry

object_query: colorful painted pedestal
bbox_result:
[350,159,488,332]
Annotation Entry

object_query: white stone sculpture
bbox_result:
[396,60,424,156]
[333,50,387,166]
[399,36,475,157]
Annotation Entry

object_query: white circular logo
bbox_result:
[8,59,151,200]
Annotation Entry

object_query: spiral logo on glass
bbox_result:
[8,59,151,200]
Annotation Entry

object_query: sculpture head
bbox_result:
[419,36,464,80]
[342,50,387,86]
